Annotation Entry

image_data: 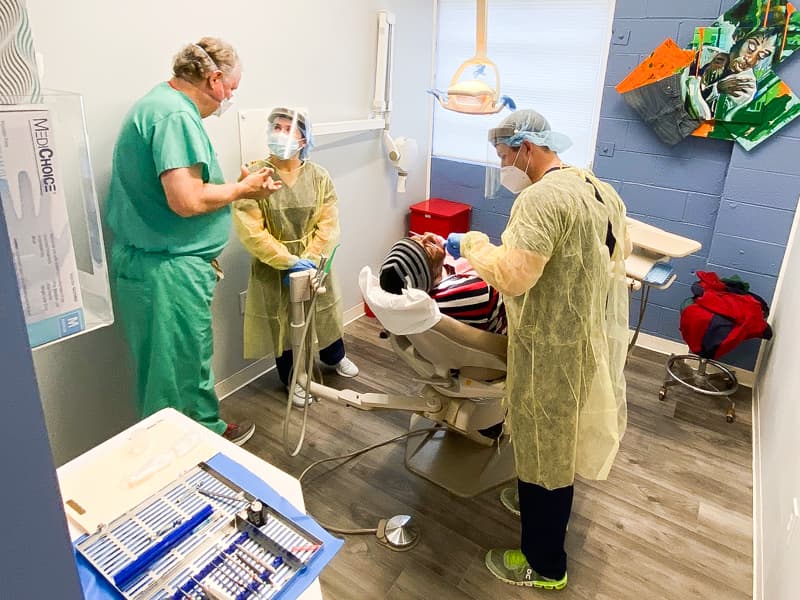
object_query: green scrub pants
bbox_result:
[112,245,227,434]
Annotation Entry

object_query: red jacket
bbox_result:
[679,271,772,359]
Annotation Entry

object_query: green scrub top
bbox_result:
[106,82,230,260]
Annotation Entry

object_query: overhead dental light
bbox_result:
[429,0,515,115]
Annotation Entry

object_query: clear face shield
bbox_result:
[267,107,308,160]
[484,125,520,199]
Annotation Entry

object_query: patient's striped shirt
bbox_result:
[430,274,507,335]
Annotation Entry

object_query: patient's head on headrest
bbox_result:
[379,238,433,294]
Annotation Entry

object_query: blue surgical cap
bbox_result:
[488,109,572,153]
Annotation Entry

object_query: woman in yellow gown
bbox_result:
[233,107,358,406]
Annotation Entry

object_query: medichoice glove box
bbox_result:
[0,106,85,347]
[409,198,471,239]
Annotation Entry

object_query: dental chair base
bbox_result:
[299,377,516,497]
[405,413,515,498]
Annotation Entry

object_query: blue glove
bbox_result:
[283,258,317,285]
[446,233,465,259]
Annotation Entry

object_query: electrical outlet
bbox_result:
[612,28,630,46]
[239,291,247,315]
[599,142,615,158]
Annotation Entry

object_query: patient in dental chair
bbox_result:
[376,233,508,441]
[379,234,507,335]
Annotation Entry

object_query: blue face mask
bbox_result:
[268,131,301,158]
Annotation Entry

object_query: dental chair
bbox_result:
[285,265,515,498]
[381,298,515,498]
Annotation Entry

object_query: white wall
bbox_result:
[753,202,800,600]
[24,0,434,465]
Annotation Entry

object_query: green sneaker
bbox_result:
[500,487,520,517]
[485,549,568,590]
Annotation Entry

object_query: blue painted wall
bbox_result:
[430,0,800,370]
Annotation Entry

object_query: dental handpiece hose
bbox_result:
[284,263,328,456]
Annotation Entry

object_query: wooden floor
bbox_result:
[221,317,753,600]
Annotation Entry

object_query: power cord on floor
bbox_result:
[298,427,440,547]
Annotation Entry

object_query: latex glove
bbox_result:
[446,233,465,259]
[283,258,317,285]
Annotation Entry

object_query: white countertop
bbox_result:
[56,408,323,600]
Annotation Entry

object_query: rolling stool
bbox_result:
[659,354,739,422]
[660,270,773,424]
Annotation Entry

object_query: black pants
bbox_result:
[275,338,346,386]
[518,478,574,580]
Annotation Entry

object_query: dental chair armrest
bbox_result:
[431,315,508,359]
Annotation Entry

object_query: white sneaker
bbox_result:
[335,356,359,378]
[287,383,313,407]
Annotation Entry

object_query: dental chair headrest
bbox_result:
[360,266,441,335]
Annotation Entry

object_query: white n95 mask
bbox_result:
[268,131,301,158]
[500,146,533,193]
[500,165,532,193]
[213,96,234,118]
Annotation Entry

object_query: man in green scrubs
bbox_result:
[106,37,280,445]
